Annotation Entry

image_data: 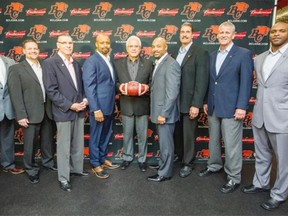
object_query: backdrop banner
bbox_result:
[0,0,274,163]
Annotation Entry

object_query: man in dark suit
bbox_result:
[83,34,119,179]
[174,22,210,178]
[0,55,24,175]
[8,39,56,184]
[43,35,89,192]
[114,36,153,172]
[147,37,181,182]
[198,21,253,193]
[242,20,288,211]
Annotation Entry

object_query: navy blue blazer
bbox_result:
[206,44,253,118]
[42,54,86,122]
[82,52,115,116]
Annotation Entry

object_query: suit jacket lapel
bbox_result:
[22,60,41,86]
[96,52,114,82]
[211,51,217,79]
[217,45,237,78]
[152,55,168,85]
[180,45,195,68]
[257,51,269,84]
[135,57,144,81]
[267,49,288,81]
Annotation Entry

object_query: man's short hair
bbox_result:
[126,35,142,47]
[219,21,236,32]
[180,22,193,32]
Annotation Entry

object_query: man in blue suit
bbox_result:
[198,21,253,193]
[83,34,119,179]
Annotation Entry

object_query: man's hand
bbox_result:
[234,108,246,120]
[119,83,128,95]
[157,115,166,125]
[94,110,104,122]
[18,118,29,128]
[139,84,149,96]
[189,106,199,119]
[70,103,86,112]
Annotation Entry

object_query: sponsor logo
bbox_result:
[181,2,202,19]
[72,52,91,59]
[114,148,123,158]
[203,8,225,17]
[136,30,156,38]
[248,26,270,43]
[140,47,152,59]
[196,136,209,142]
[198,112,208,127]
[4,2,24,19]
[0,26,3,35]
[114,8,134,16]
[26,8,46,16]
[158,25,178,42]
[252,70,257,88]
[7,46,24,62]
[114,52,127,60]
[27,24,47,41]
[92,30,112,37]
[234,31,247,40]
[93,2,112,19]
[114,103,122,122]
[242,150,255,159]
[14,128,24,143]
[192,31,201,39]
[38,52,49,60]
[114,133,123,140]
[136,2,156,19]
[250,8,273,17]
[5,30,26,38]
[70,8,90,16]
[196,149,210,159]
[48,2,68,19]
[242,137,254,144]
[158,8,179,16]
[227,2,249,19]
[243,112,253,128]
[249,97,256,104]
[202,25,219,42]
[114,24,134,40]
[49,30,70,38]
[0,52,5,56]
[71,24,91,41]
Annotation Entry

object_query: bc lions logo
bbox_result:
[136,2,156,19]
[198,112,208,126]
[0,26,3,35]
[243,112,253,128]
[248,26,270,43]
[93,2,112,19]
[227,2,249,19]
[71,24,90,40]
[202,25,219,42]
[114,24,134,41]
[140,47,153,59]
[7,46,23,62]
[181,2,202,19]
[27,24,47,41]
[158,25,178,41]
[14,128,24,143]
[4,2,24,19]
[48,2,68,19]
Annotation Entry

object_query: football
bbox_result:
[120,82,146,96]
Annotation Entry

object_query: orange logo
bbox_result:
[114,24,134,40]
[71,24,91,40]
[48,2,68,19]
[0,26,3,35]
[136,2,156,19]
[27,24,47,41]
[158,25,178,41]
[181,2,202,19]
[92,2,112,18]
[140,47,152,59]
[4,2,24,19]
[227,2,249,19]
[248,26,270,43]
[7,46,23,62]
[202,25,219,42]
[243,112,253,128]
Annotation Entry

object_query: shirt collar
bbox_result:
[26,58,40,68]
[179,41,193,53]
[156,52,168,65]
[58,52,73,64]
[97,50,110,61]
[218,42,234,53]
[269,42,288,55]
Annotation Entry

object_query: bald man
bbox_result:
[147,37,181,182]
[83,34,120,179]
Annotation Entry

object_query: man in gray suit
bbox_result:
[0,55,24,175]
[8,39,56,184]
[242,20,288,211]
[114,36,153,172]
[147,37,181,182]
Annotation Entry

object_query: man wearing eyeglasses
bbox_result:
[42,35,89,192]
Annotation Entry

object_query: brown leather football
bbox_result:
[120,82,146,96]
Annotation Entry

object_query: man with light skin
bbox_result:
[147,37,181,182]
[199,21,253,194]
[114,35,153,172]
[8,39,56,184]
[83,34,120,179]
[242,20,288,211]
[43,35,89,192]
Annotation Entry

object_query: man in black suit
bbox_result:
[114,35,153,172]
[174,22,209,178]
[8,39,56,184]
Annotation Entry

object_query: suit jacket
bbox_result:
[114,57,153,116]
[42,54,85,122]
[207,45,253,118]
[150,54,181,124]
[0,55,16,121]
[252,47,288,133]
[8,60,52,123]
[176,45,210,113]
[82,52,115,116]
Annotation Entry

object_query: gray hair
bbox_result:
[126,35,142,48]
[219,21,236,32]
